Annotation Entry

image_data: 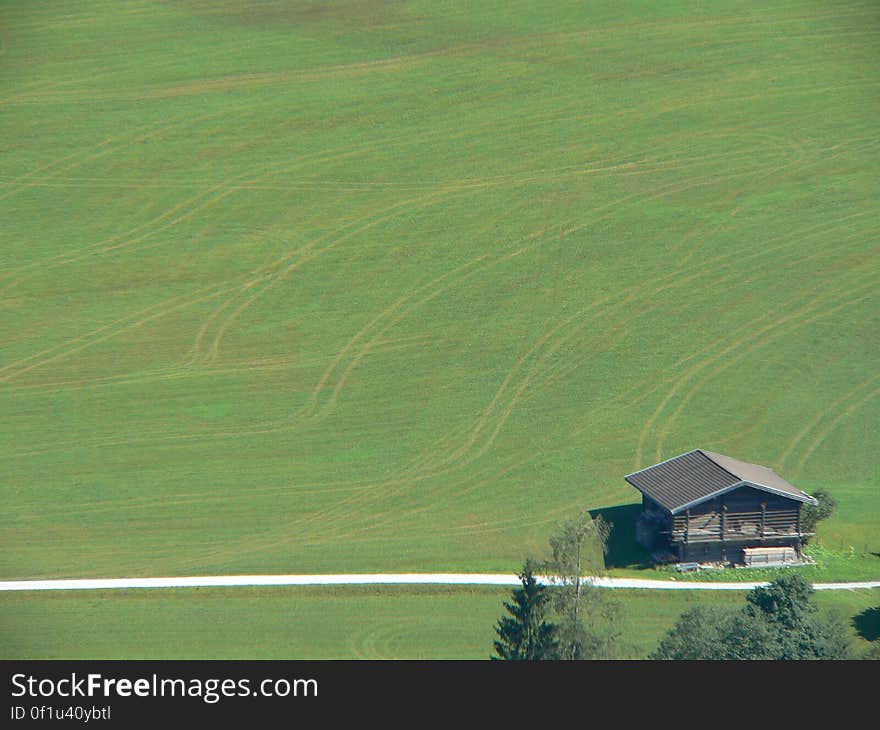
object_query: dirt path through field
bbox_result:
[0,574,877,592]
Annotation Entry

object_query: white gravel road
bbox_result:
[0,574,878,592]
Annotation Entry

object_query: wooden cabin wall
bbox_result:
[669,486,802,543]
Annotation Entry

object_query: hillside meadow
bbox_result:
[1,586,877,659]
[1,1,878,656]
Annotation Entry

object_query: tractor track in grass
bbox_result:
[4,137,871,474]
[651,270,879,461]
[2,129,872,537]
[1,122,839,391]
[779,373,880,470]
[632,213,876,470]
[0,574,877,592]
[796,382,880,473]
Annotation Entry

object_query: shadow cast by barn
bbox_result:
[590,503,653,569]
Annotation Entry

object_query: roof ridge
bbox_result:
[695,449,743,482]
[701,448,776,468]
[699,449,790,481]
[623,448,701,479]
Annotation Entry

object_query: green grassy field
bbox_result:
[1,586,876,659]
[1,1,878,657]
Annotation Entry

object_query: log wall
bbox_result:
[668,486,804,545]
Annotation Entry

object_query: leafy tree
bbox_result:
[652,606,783,660]
[864,641,880,660]
[744,572,815,628]
[651,605,734,660]
[801,489,837,537]
[716,611,780,660]
[652,574,851,660]
[741,573,849,659]
[492,562,558,660]
[582,588,623,660]
[539,511,618,659]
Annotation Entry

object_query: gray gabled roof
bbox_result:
[625,449,817,514]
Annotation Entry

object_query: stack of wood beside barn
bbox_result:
[626,449,817,566]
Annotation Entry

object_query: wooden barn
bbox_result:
[625,450,818,566]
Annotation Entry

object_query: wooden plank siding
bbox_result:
[666,486,807,545]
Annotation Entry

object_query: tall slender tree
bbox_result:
[540,511,617,659]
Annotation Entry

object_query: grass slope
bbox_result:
[1,1,878,589]
[1,586,876,659]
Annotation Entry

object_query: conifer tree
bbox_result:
[492,562,558,660]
